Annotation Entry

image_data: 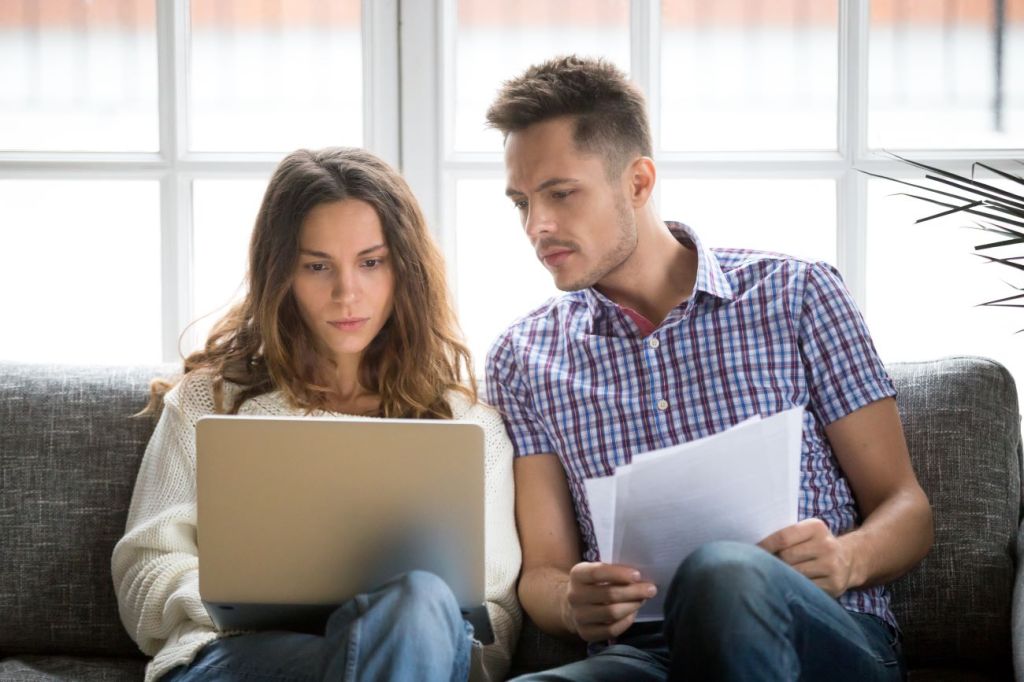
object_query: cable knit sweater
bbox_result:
[112,372,522,682]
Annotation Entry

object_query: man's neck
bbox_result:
[595,213,698,327]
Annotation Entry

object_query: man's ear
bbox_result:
[626,156,656,208]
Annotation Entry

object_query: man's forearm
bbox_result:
[841,487,933,591]
[518,565,577,639]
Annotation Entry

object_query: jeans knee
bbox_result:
[394,570,461,622]
[675,541,768,588]
[668,541,779,617]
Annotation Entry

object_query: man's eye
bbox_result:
[513,200,528,210]
[552,190,572,200]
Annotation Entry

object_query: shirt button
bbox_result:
[657,399,669,411]
[648,337,660,349]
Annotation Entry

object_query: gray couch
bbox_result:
[1,357,1021,680]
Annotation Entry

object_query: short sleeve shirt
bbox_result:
[485,222,898,627]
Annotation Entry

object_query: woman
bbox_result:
[112,148,521,682]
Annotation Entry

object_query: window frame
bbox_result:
[0,0,399,362]
[398,0,1024,314]
[1,0,1021,364]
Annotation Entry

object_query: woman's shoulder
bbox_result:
[163,370,243,417]
[446,390,489,420]
[445,391,508,438]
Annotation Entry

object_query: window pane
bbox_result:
[454,0,630,153]
[658,179,837,263]
[0,1,157,152]
[188,179,268,354]
[660,0,838,152]
[869,0,1024,149]
[0,180,161,363]
[455,178,559,375]
[866,177,1024,391]
[189,1,362,152]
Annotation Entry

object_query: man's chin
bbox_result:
[553,272,595,292]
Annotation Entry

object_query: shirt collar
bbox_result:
[582,221,735,318]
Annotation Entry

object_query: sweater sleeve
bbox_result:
[468,400,523,682]
[111,379,216,657]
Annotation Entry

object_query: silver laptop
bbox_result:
[195,415,491,642]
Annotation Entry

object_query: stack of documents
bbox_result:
[583,406,803,620]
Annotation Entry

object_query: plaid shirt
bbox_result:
[485,222,898,627]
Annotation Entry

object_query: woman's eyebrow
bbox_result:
[357,243,387,256]
[299,248,332,258]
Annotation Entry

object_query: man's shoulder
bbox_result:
[712,245,816,272]
[492,292,587,344]
[711,247,835,294]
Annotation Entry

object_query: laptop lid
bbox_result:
[195,415,486,635]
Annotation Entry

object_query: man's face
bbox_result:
[504,116,637,292]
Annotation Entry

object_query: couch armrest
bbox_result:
[1014,438,1024,682]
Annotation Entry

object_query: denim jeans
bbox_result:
[512,541,905,681]
[161,570,473,682]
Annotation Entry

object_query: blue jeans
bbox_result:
[512,541,905,681]
[162,570,473,682]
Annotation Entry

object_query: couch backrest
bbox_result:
[2,358,1021,670]
[888,356,1021,675]
[0,362,172,658]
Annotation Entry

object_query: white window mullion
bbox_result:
[399,0,443,237]
[157,0,192,362]
[630,0,661,148]
[837,0,871,308]
[363,0,400,168]
[632,0,661,208]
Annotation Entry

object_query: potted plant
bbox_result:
[865,155,1024,329]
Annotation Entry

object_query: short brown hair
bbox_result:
[486,55,652,176]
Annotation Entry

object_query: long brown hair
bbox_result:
[145,147,475,418]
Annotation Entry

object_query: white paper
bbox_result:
[583,407,803,622]
[582,473,616,561]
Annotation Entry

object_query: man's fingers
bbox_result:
[568,581,657,607]
[574,599,646,626]
[576,610,640,643]
[775,542,820,567]
[759,518,828,554]
[787,557,831,580]
[571,561,645,586]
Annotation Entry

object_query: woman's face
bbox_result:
[292,199,395,366]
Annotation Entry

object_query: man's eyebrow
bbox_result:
[505,177,579,197]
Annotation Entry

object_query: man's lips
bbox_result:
[328,318,368,331]
[540,249,574,267]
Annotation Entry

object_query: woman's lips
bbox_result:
[328,318,368,331]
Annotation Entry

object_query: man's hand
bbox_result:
[758,518,855,598]
[562,562,657,642]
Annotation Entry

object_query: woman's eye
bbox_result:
[362,258,382,268]
[305,262,328,272]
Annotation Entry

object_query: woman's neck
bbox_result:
[322,355,380,415]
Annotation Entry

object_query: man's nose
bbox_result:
[524,206,555,240]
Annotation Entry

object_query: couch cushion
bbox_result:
[888,356,1021,676]
[0,655,145,682]
[0,363,174,658]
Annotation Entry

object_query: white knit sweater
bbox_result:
[111,372,522,682]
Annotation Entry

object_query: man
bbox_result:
[484,55,932,681]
